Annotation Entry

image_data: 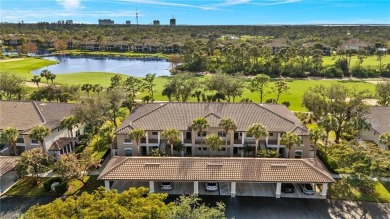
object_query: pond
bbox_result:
[31,56,172,77]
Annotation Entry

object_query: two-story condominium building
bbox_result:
[0,101,83,158]
[114,102,311,158]
[100,103,334,199]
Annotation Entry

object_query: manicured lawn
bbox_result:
[5,177,55,196]
[383,181,390,192]
[55,72,125,87]
[322,55,390,68]
[2,58,378,111]
[65,176,104,196]
[6,176,104,196]
[328,179,390,203]
[0,57,57,76]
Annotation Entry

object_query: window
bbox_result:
[124,136,132,143]
[269,133,274,137]
[75,130,80,137]
[294,150,303,158]
[16,138,24,143]
[299,136,304,144]
[197,131,207,137]
[218,131,226,137]
[151,132,158,136]
[124,148,133,156]
[31,139,39,144]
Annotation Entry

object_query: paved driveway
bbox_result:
[0,171,16,196]
[0,195,58,218]
[166,196,390,219]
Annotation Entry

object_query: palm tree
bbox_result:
[129,128,145,156]
[40,69,51,84]
[29,125,51,150]
[1,127,19,155]
[60,116,79,137]
[48,73,56,84]
[280,132,301,158]
[205,134,222,157]
[379,133,390,150]
[218,118,237,156]
[310,127,326,157]
[161,128,181,156]
[31,75,41,88]
[191,118,209,156]
[247,123,269,157]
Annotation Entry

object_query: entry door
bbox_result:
[141,146,147,156]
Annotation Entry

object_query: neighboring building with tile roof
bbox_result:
[0,100,83,156]
[360,106,390,150]
[114,103,311,158]
[0,156,17,177]
[98,156,334,198]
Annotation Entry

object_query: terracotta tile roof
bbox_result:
[365,107,390,134]
[98,157,335,183]
[48,137,77,151]
[116,103,308,135]
[0,101,76,134]
[0,156,17,177]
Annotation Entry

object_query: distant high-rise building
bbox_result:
[98,19,114,25]
[170,16,176,26]
[126,20,131,25]
[65,20,73,25]
[153,20,160,25]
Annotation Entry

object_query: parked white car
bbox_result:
[160,182,173,191]
[300,183,315,195]
[205,182,218,191]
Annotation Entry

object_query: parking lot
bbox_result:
[112,181,322,199]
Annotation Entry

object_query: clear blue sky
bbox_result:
[1,0,389,25]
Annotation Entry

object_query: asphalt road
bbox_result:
[167,196,390,219]
[1,195,389,219]
[0,195,58,218]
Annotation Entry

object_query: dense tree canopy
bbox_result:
[24,187,228,219]
[0,72,25,100]
[302,84,369,142]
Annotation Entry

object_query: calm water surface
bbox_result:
[31,56,171,77]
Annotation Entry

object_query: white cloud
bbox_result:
[253,0,301,6]
[56,0,82,9]
[119,0,215,10]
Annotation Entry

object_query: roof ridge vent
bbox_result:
[144,163,161,166]
[270,163,287,168]
[207,162,223,166]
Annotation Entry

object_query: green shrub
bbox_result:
[43,178,62,192]
[55,181,69,194]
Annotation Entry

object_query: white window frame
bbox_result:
[124,148,133,156]
[124,136,132,144]
[31,139,39,145]
[197,131,207,137]
[294,150,303,158]
[218,131,226,137]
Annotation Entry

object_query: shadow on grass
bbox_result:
[65,176,104,196]
[5,177,59,196]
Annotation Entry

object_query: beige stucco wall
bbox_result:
[116,130,312,158]
[360,128,387,150]
[19,126,82,153]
